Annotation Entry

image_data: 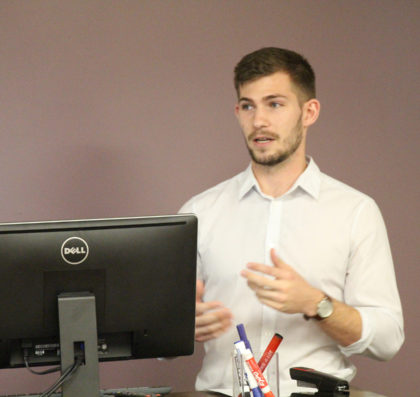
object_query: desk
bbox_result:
[0,388,387,397]
[171,389,387,397]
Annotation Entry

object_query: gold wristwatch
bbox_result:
[304,295,333,320]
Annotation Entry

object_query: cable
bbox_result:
[23,347,61,375]
[40,355,82,397]
[39,355,83,397]
[24,355,61,375]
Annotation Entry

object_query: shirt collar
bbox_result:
[238,156,321,200]
[238,164,259,200]
[296,156,321,199]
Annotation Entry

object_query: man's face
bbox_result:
[235,72,307,167]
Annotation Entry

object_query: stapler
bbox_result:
[290,367,349,395]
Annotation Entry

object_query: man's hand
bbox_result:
[240,249,362,346]
[240,249,323,317]
[195,279,233,342]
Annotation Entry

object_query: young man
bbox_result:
[180,47,404,395]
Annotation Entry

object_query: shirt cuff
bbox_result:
[339,308,373,357]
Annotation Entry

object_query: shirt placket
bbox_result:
[259,197,283,352]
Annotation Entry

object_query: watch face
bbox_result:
[318,298,333,318]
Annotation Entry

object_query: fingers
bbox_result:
[196,300,224,316]
[241,268,287,307]
[195,306,232,328]
[243,250,293,280]
[195,305,233,342]
[196,279,205,301]
[240,250,298,313]
[241,252,321,315]
[241,272,291,312]
[195,280,233,342]
[241,268,279,290]
[270,248,286,268]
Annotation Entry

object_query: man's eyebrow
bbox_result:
[238,94,288,102]
[263,94,288,100]
[238,96,253,103]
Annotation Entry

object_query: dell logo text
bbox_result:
[61,237,89,265]
[64,247,87,255]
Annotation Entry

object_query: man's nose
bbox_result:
[252,107,270,129]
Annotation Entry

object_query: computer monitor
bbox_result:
[0,214,197,396]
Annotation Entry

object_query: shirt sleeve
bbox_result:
[340,198,404,360]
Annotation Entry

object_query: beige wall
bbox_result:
[0,1,418,395]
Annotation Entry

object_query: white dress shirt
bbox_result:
[179,158,404,396]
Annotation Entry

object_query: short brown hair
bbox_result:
[234,47,316,102]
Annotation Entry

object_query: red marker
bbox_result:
[257,333,283,373]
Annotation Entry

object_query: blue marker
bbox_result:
[236,323,253,352]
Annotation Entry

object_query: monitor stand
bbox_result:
[58,292,100,397]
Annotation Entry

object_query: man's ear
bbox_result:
[302,99,321,128]
[234,103,240,118]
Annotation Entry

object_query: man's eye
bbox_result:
[241,103,254,111]
[270,102,283,108]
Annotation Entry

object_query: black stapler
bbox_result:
[289,367,349,395]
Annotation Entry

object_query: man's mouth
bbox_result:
[249,131,278,144]
[253,137,274,143]
[248,131,278,143]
